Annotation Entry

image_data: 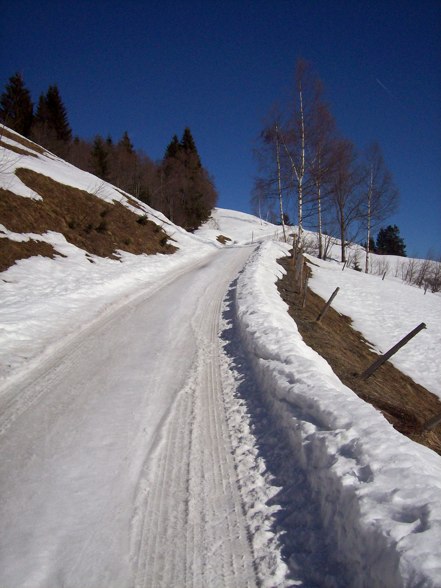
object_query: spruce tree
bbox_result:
[164,135,180,159]
[118,131,134,154]
[0,72,34,137]
[91,136,110,181]
[44,85,72,143]
[180,127,201,168]
[159,128,216,230]
[32,85,72,153]
[376,225,407,256]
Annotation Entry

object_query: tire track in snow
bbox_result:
[131,247,258,588]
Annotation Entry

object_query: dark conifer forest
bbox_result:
[0,73,218,231]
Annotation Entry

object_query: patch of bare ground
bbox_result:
[0,238,61,273]
[0,168,176,272]
[277,255,441,456]
[0,127,46,155]
[217,234,232,245]
[0,140,38,158]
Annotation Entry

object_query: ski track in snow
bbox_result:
[0,245,273,588]
[132,268,258,587]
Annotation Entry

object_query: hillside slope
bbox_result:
[1,128,441,586]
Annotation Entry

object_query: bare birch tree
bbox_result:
[253,113,289,239]
[329,139,363,263]
[362,143,399,272]
[309,96,336,258]
[282,59,310,245]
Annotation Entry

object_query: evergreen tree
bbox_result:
[180,127,201,168]
[44,85,72,142]
[164,135,180,159]
[91,136,110,181]
[118,131,134,155]
[0,72,34,137]
[376,224,407,256]
[32,85,71,154]
[159,128,217,230]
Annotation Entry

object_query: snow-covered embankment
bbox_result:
[234,240,441,587]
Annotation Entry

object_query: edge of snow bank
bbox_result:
[234,240,441,587]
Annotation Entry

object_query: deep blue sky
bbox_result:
[1,0,440,256]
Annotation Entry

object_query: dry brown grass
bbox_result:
[0,127,46,155]
[0,140,38,158]
[0,238,60,272]
[216,234,232,245]
[277,255,441,456]
[0,167,176,272]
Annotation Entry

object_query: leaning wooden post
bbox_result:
[316,287,340,323]
[302,270,309,308]
[294,251,304,292]
[295,254,303,289]
[360,322,427,380]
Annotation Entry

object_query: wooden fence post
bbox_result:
[360,322,427,380]
[295,255,303,289]
[316,287,340,323]
[302,270,309,308]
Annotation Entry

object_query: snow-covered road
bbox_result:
[0,245,261,588]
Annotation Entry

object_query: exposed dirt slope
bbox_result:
[277,255,441,456]
[0,166,175,272]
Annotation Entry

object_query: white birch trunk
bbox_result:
[275,123,287,242]
[298,81,305,244]
[317,182,323,258]
[365,168,373,273]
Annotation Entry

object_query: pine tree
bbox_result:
[118,131,134,155]
[164,135,180,159]
[32,85,71,154]
[91,136,110,181]
[376,224,406,256]
[0,72,34,137]
[44,85,72,143]
[180,127,201,168]
[159,128,217,230]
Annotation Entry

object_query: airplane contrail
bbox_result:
[376,78,392,96]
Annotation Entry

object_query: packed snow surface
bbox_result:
[1,130,441,586]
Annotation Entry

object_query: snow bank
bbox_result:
[235,240,441,587]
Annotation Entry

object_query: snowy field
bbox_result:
[1,129,441,586]
[307,254,441,400]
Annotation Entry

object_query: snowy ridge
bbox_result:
[234,240,441,587]
[195,207,282,245]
